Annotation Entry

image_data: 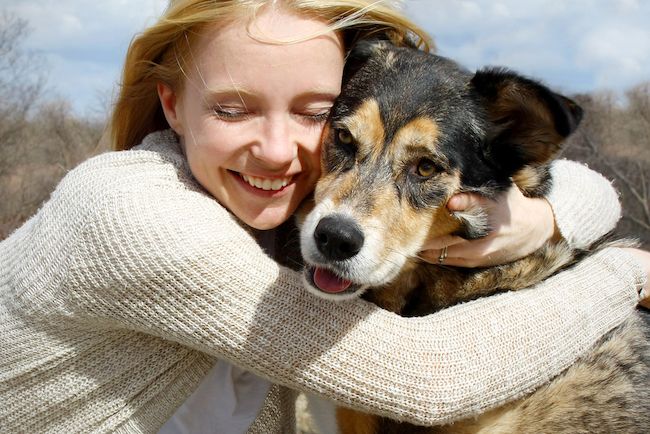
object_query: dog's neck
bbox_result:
[363,238,577,317]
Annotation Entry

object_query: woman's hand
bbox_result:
[420,185,558,267]
[624,248,650,309]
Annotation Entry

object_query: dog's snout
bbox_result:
[314,215,364,261]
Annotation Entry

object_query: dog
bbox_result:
[298,40,650,433]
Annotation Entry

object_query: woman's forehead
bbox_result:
[182,8,344,97]
[191,9,343,75]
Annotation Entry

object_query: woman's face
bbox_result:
[159,8,344,230]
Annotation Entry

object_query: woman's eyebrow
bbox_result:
[293,90,340,102]
[205,86,255,99]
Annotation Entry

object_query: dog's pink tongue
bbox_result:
[313,268,352,294]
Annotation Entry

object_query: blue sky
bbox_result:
[4,0,650,115]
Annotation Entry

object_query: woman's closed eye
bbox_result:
[211,106,251,121]
[210,104,331,124]
[295,107,332,125]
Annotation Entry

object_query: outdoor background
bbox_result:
[1,0,649,246]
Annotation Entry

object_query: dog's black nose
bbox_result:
[314,215,364,261]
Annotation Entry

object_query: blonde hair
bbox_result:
[110,0,433,151]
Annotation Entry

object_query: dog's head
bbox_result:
[300,40,582,300]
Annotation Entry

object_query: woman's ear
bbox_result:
[157,82,183,134]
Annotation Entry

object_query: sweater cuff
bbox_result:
[546,160,621,249]
[607,248,649,300]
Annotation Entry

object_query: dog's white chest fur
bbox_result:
[305,394,339,434]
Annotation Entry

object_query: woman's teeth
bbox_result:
[240,174,291,191]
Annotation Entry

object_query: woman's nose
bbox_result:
[250,116,298,168]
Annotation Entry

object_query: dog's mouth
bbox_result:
[305,266,362,295]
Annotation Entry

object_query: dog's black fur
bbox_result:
[300,40,650,433]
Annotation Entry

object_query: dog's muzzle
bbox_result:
[301,214,366,297]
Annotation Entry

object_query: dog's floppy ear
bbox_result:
[470,68,583,174]
[343,39,391,86]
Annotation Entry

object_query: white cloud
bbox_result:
[578,25,650,89]
[404,0,650,93]
[615,0,641,12]
[7,1,166,51]
[3,0,168,113]
[2,0,649,113]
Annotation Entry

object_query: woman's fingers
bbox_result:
[421,186,558,268]
[419,193,489,254]
[419,240,494,267]
[447,192,490,211]
[420,234,466,251]
[419,248,493,267]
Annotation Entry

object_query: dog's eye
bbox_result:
[327,128,356,172]
[416,158,437,177]
[337,129,353,145]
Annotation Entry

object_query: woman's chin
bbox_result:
[224,175,312,230]
[235,205,296,230]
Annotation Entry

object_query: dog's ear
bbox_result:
[343,40,392,86]
[470,68,583,173]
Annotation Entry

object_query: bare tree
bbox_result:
[0,11,44,174]
[0,10,106,239]
[562,86,650,248]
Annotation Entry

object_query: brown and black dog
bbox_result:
[299,40,650,433]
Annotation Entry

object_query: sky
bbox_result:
[3,0,650,115]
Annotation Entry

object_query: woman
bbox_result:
[1,1,647,432]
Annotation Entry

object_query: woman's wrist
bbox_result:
[622,248,650,306]
[545,160,622,249]
[542,197,563,243]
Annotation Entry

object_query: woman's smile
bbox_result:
[229,170,295,196]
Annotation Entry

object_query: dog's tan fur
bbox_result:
[301,42,649,433]
[339,99,386,162]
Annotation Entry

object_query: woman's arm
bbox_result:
[58,173,645,426]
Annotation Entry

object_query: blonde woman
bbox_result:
[1,1,648,432]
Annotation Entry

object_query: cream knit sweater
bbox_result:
[0,130,645,433]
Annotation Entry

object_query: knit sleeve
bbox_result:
[546,160,622,248]
[57,173,646,426]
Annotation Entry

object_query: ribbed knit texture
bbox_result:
[0,130,645,432]
[546,159,622,248]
